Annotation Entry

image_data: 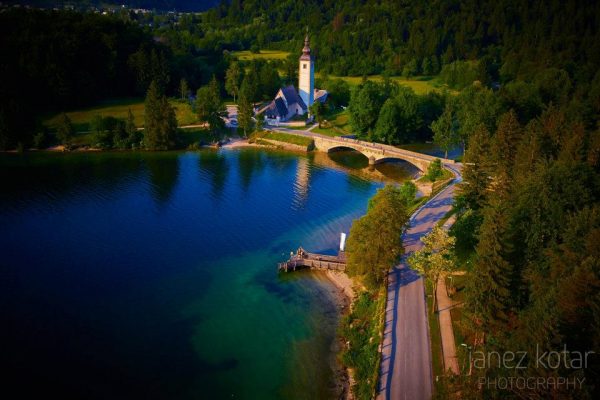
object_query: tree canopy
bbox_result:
[196,76,226,135]
[143,81,178,150]
[346,185,409,287]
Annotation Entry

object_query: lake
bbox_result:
[0,148,419,399]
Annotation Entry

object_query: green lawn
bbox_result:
[312,109,352,137]
[283,124,312,130]
[179,127,221,147]
[319,74,455,95]
[231,49,290,61]
[417,167,454,183]
[44,98,199,132]
[260,131,314,147]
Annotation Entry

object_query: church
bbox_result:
[259,35,328,124]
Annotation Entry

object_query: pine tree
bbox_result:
[159,96,178,148]
[237,88,253,138]
[461,124,492,210]
[196,76,226,135]
[144,81,161,149]
[431,105,458,158]
[466,200,513,333]
[144,80,178,150]
[493,110,522,177]
[225,62,243,103]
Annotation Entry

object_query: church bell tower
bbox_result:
[298,33,314,109]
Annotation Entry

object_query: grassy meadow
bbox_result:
[44,98,199,132]
[318,74,454,95]
[312,109,352,137]
[231,50,290,61]
[259,131,314,147]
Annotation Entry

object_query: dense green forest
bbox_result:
[447,107,600,399]
[200,0,600,78]
[0,8,225,149]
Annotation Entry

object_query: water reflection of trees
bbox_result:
[145,153,180,205]
[198,150,229,200]
[0,152,145,203]
[237,149,266,192]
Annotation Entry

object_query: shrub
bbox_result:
[399,181,417,206]
[426,158,443,181]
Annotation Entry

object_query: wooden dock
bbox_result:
[278,247,347,272]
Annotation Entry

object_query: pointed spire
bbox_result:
[304,26,309,47]
[301,28,312,60]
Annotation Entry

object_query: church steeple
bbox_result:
[300,31,312,61]
[298,30,315,108]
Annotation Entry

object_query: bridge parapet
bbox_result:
[311,135,454,172]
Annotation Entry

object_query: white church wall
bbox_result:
[298,60,314,108]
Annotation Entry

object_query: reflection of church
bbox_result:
[259,35,327,124]
[292,157,310,209]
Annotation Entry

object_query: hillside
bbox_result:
[4,0,219,12]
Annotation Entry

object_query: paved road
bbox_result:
[377,163,462,400]
[264,125,462,399]
[264,125,462,398]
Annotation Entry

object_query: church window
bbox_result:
[303,64,307,69]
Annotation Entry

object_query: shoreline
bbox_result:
[320,270,356,400]
[220,137,261,148]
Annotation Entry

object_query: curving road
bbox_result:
[267,125,463,399]
[377,163,462,400]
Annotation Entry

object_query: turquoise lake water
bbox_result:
[0,148,421,399]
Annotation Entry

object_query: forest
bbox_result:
[447,104,600,399]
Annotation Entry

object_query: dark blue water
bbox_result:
[0,149,414,399]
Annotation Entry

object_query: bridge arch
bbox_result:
[327,144,370,155]
[370,156,423,171]
[327,145,425,171]
[326,145,371,167]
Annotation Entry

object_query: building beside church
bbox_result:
[260,35,327,124]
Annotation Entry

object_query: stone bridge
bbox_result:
[311,135,454,172]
